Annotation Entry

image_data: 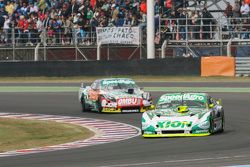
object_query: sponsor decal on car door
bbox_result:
[88,89,100,101]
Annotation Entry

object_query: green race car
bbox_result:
[142,92,224,137]
[78,78,154,113]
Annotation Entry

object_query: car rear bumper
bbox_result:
[101,105,154,113]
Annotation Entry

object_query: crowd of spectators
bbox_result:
[0,0,249,46]
[160,0,250,43]
[0,0,155,46]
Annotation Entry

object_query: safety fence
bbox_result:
[159,16,250,57]
[0,17,250,61]
[1,17,249,47]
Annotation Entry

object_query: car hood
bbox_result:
[143,108,210,131]
[148,107,208,118]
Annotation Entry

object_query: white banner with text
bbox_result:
[96,27,140,45]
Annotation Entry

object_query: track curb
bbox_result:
[0,113,140,157]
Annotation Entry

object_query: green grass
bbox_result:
[0,118,94,152]
[0,76,250,83]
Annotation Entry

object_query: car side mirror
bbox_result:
[216,99,222,105]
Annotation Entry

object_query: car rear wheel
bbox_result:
[96,96,103,113]
[81,95,89,112]
[81,97,86,112]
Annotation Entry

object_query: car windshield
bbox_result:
[157,100,206,109]
[101,80,138,90]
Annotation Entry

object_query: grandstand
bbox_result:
[0,0,249,61]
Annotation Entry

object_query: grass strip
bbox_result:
[0,118,94,153]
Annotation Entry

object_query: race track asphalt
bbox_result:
[0,82,250,167]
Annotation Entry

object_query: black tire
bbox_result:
[218,116,225,133]
[96,96,103,113]
[81,97,86,112]
[209,117,214,134]
[141,130,144,135]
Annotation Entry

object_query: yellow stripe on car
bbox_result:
[143,133,211,138]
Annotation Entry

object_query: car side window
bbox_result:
[91,81,100,90]
[209,97,216,105]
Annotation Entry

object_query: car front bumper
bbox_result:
[142,133,211,137]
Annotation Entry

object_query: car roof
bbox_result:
[161,92,208,96]
[157,92,208,104]
[95,78,134,82]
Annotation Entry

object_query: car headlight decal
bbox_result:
[198,121,210,129]
[142,92,151,100]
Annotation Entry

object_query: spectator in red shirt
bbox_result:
[140,0,147,14]
[17,15,29,44]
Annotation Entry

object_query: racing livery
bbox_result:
[79,78,154,113]
[142,93,224,137]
